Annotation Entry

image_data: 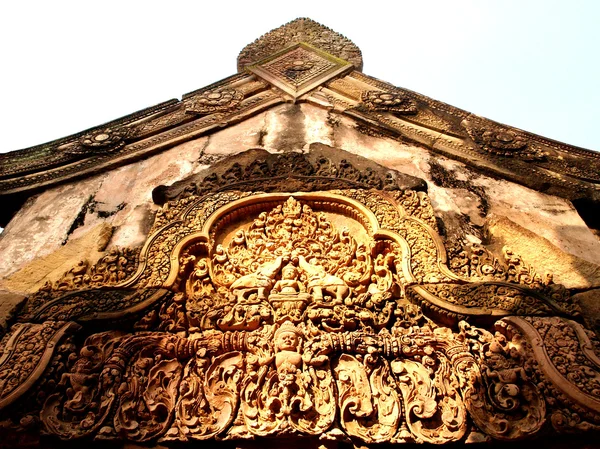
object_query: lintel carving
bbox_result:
[0,185,597,446]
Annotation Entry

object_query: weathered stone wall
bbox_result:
[1,103,598,298]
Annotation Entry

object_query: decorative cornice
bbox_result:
[322,71,600,203]
[1,19,598,211]
[0,74,282,197]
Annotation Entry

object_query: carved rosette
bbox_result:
[464,121,547,161]
[65,127,130,155]
[185,88,244,115]
[1,187,597,446]
[361,90,418,114]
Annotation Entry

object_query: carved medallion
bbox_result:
[463,120,547,161]
[185,88,244,115]
[247,43,353,99]
[361,90,418,114]
[66,127,130,155]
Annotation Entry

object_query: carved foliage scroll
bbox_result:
[2,188,597,446]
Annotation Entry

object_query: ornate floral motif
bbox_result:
[361,91,418,114]
[448,243,574,308]
[260,46,336,87]
[410,282,573,323]
[153,148,420,205]
[185,88,244,115]
[66,127,130,155]
[464,122,547,161]
[19,289,171,324]
[501,317,600,433]
[0,322,80,410]
[247,43,352,98]
[51,247,140,292]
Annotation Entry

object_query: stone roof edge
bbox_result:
[0,72,283,198]
[2,69,599,199]
[0,98,179,159]
[379,75,600,159]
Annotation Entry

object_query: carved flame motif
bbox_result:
[213,197,359,285]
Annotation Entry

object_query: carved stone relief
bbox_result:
[247,43,353,99]
[360,90,418,115]
[184,88,244,115]
[0,184,599,446]
[462,120,547,161]
[237,18,363,71]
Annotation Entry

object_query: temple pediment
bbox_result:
[1,18,598,221]
[1,19,600,448]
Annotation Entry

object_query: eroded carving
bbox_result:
[238,18,362,71]
[360,90,418,114]
[185,88,244,115]
[463,121,547,161]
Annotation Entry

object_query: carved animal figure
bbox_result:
[230,255,285,300]
[298,255,349,303]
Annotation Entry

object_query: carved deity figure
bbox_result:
[274,321,303,371]
[230,255,285,300]
[273,321,311,415]
[298,255,349,304]
[271,264,306,295]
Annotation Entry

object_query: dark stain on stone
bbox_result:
[428,159,489,216]
[271,104,306,151]
[63,195,96,244]
[63,197,127,244]
[97,202,125,219]
[257,128,267,147]
[135,204,157,239]
[427,159,487,249]
[572,197,600,235]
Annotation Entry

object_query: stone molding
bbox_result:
[1,20,598,210]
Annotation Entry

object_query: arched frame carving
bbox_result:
[0,185,597,446]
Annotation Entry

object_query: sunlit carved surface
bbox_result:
[1,188,598,446]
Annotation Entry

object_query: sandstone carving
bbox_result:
[185,88,244,115]
[1,17,600,449]
[237,17,363,71]
[0,188,597,447]
[360,90,418,114]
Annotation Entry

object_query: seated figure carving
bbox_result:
[271,264,306,295]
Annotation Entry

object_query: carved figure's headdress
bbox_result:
[274,320,303,340]
[282,263,297,274]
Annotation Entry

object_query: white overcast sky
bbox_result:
[1,0,599,153]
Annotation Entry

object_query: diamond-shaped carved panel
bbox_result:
[247,43,353,98]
